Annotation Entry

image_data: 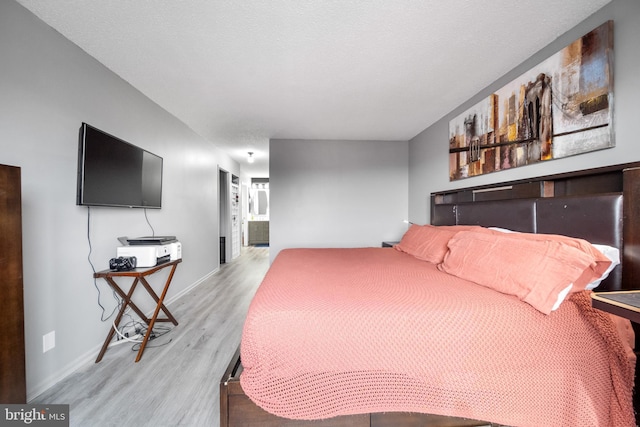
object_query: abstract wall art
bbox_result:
[449,21,614,181]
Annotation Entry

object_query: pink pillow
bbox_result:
[439,230,609,314]
[480,228,612,289]
[394,224,479,264]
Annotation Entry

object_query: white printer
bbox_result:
[168,241,182,260]
[116,236,182,268]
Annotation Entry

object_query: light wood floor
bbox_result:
[32,246,270,427]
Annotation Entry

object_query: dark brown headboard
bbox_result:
[432,194,623,290]
[430,163,640,291]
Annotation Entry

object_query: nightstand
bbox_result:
[591,291,640,324]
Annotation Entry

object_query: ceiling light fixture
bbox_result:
[247,152,255,163]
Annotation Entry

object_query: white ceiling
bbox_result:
[17,0,611,177]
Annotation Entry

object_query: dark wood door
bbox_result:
[0,164,26,403]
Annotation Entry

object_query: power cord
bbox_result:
[120,311,146,336]
[143,208,155,237]
[131,336,173,352]
[112,308,146,343]
[130,322,173,351]
[87,206,119,322]
[112,319,144,343]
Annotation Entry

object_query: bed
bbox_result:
[220,162,640,427]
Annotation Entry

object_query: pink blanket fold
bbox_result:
[240,248,636,427]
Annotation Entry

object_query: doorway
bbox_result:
[218,168,230,263]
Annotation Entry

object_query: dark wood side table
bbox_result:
[591,291,640,324]
[592,290,640,415]
[94,259,181,362]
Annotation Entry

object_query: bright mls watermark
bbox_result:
[1,405,69,426]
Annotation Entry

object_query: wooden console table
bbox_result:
[94,259,181,363]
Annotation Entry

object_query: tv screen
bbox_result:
[76,123,163,208]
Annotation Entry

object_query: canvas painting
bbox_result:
[449,21,614,181]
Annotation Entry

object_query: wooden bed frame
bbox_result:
[220,162,640,427]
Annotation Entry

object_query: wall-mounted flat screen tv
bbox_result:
[76,123,163,208]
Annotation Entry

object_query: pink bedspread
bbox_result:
[240,248,636,427]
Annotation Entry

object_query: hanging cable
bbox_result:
[87,206,119,322]
[144,208,155,237]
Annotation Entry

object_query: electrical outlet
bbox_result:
[43,331,55,353]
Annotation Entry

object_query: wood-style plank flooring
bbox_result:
[32,246,269,427]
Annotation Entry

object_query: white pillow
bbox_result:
[551,283,574,311]
[487,226,516,233]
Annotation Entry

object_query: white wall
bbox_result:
[0,0,239,400]
[270,139,408,262]
[409,0,640,224]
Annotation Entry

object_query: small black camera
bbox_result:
[109,256,137,271]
